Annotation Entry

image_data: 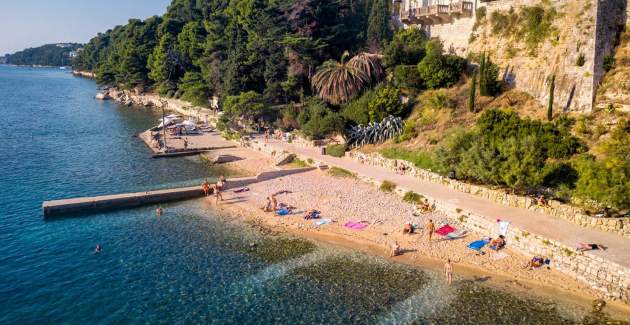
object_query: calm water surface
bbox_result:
[0,66,616,324]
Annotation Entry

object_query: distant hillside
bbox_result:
[4,43,83,67]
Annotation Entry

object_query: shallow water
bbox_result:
[0,66,621,324]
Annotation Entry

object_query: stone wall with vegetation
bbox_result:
[347,151,630,238]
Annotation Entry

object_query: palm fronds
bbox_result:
[311,52,384,105]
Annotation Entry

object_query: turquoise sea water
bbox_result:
[0,66,619,324]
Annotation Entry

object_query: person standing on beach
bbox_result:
[444,259,453,285]
[183,138,188,150]
[426,219,435,242]
[213,175,226,204]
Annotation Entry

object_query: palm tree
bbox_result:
[311,52,385,105]
[348,52,385,82]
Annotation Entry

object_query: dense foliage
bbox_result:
[433,110,584,192]
[383,28,428,68]
[4,43,82,66]
[341,85,406,125]
[417,40,467,89]
[74,0,378,100]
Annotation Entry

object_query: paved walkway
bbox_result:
[259,137,630,268]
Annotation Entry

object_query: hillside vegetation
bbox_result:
[4,43,82,66]
[74,0,630,213]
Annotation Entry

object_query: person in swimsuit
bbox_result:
[390,241,401,257]
[155,207,163,216]
[403,223,414,234]
[95,244,102,253]
[426,219,435,242]
[261,196,272,212]
[202,179,210,196]
[576,243,606,252]
[444,259,453,285]
[213,176,226,204]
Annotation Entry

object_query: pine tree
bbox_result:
[469,72,478,113]
[367,0,392,52]
[547,75,555,121]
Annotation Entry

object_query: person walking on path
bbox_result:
[426,219,435,242]
[444,259,453,285]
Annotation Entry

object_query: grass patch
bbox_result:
[403,191,424,204]
[289,158,309,168]
[562,247,575,257]
[326,144,347,157]
[328,167,357,178]
[380,147,437,171]
[380,180,397,192]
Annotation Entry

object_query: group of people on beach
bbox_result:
[202,176,226,204]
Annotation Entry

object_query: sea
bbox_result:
[0,65,618,324]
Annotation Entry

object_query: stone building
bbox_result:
[392,0,629,113]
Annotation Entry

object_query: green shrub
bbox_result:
[299,98,345,139]
[478,53,501,96]
[222,91,268,128]
[326,144,347,157]
[341,85,406,125]
[394,65,423,90]
[381,147,437,170]
[379,180,397,192]
[572,121,630,210]
[290,158,310,168]
[417,40,467,89]
[433,110,584,192]
[576,53,586,67]
[403,191,424,204]
[383,28,428,68]
[396,120,418,142]
[328,167,357,178]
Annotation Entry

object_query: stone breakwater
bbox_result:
[243,140,630,302]
[347,151,630,238]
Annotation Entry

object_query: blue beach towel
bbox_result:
[276,208,289,216]
[468,240,488,251]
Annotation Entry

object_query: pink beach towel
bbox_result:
[435,225,456,236]
[344,221,368,230]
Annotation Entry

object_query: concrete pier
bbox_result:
[42,168,315,218]
[42,186,204,218]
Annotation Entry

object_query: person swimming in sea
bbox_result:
[95,244,102,253]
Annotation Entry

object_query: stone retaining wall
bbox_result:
[347,151,630,238]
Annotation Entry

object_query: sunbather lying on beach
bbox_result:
[576,243,606,252]
[489,235,506,250]
[524,256,550,270]
[303,209,321,220]
[403,223,415,234]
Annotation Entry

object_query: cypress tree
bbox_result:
[367,0,392,51]
[469,71,478,113]
[478,52,487,96]
[547,75,555,121]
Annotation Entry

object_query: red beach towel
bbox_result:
[344,221,368,230]
[435,225,456,236]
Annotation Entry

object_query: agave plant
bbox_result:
[311,51,384,105]
[346,115,403,148]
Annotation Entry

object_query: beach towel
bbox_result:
[446,229,467,240]
[314,219,331,226]
[497,220,510,236]
[234,187,249,193]
[276,208,289,216]
[435,225,456,236]
[344,221,368,230]
[468,240,488,251]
